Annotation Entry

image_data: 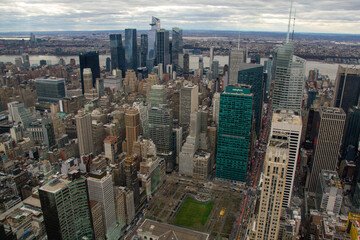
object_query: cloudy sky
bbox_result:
[0,0,359,34]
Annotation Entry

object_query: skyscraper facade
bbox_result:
[147,17,160,71]
[172,27,183,70]
[333,65,360,113]
[140,34,148,68]
[125,29,138,71]
[216,86,253,182]
[272,42,305,112]
[87,171,116,237]
[237,63,264,135]
[39,176,94,239]
[270,109,302,208]
[156,29,170,72]
[125,109,141,155]
[76,112,94,155]
[35,77,66,103]
[79,51,100,94]
[255,135,289,240]
[110,34,125,77]
[180,84,199,126]
[343,106,360,151]
[183,53,189,79]
[308,107,346,192]
[229,48,245,85]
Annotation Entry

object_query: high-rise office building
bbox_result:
[147,17,160,71]
[211,60,219,80]
[125,109,141,155]
[156,29,170,72]
[263,60,273,100]
[83,68,94,94]
[270,109,302,207]
[272,42,305,112]
[209,47,214,71]
[125,29,138,71]
[35,77,66,103]
[124,157,140,208]
[149,85,167,107]
[76,112,94,155]
[79,51,100,94]
[308,107,346,192]
[333,66,360,113]
[237,63,264,135]
[183,53,189,79]
[172,27,183,70]
[216,86,253,182]
[39,175,94,239]
[90,200,105,240]
[87,170,117,237]
[106,57,111,72]
[255,135,289,240]
[123,69,138,93]
[140,34,148,68]
[180,84,199,126]
[229,48,245,85]
[110,34,125,77]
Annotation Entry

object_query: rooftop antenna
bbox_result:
[286,0,293,43]
[292,8,296,41]
[237,32,240,50]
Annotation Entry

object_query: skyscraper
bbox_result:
[79,51,100,94]
[125,29,138,71]
[308,107,346,192]
[147,17,160,71]
[35,77,66,103]
[229,48,245,85]
[272,42,305,112]
[255,135,289,240]
[237,63,264,135]
[343,106,360,151]
[333,66,360,113]
[180,84,199,126]
[270,109,302,208]
[216,85,253,182]
[87,171,117,237]
[125,109,141,155]
[76,112,94,155]
[209,47,214,72]
[183,53,189,79]
[156,29,170,72]
[211,60,219,80]
[110,34,125,77]
[39,175,94,239]
[172,27,183,70]
[140,34,148,68]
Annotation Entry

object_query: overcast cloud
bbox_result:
[0,0,359,34]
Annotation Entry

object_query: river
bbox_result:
[1,54,359,81]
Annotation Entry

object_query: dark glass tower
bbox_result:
[140,34,148,68]
[172,27,183,71]
[216,86,253,182]
[79,51,100,94]
[343,106,360,151]
[183,53,189,79]
[333,66,360,113]
[237,63,264,135]
[110,34,125,77]
[125,29,138,71]
[156,29,170,72]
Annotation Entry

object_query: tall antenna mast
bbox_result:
[286,0,293,43]
[237,32,240,50]
[292,8,296,41]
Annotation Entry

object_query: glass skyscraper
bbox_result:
[110,34,125,77]
[147,17,160,71]
[125,29,138,71]
[39,176,94,239]
[156,29,170,72]
[140,34,148,68]
[35,77,66,103]
[172,27,183,71]
[79,51,100,94]
[216,86,253,182]
[237,63,264,135]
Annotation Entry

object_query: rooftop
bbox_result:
[137,219,209,240]
[273,109,302,125]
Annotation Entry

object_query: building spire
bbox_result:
[286,0,293,43]
[292,8,296,41]
[237,32,240,50]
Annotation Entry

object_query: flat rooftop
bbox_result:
[40,177,70,194]
[273,109,302,125]
[137,219,209,240]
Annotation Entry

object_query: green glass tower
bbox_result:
[39,175,94,239]
[216,85,253,182]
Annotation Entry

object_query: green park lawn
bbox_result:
[174,197,214,229]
